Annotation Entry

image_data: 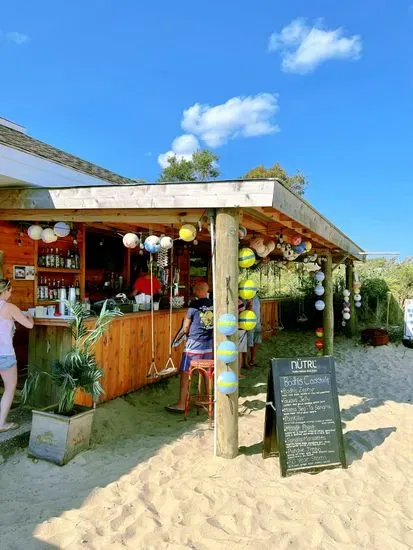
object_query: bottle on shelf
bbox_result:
[45,248,50,268]
[66,249,72,269]
[75,280,80,301]
[55,248,60,268]
[50,248,55,268]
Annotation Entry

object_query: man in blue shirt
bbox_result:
[166,281,213,413]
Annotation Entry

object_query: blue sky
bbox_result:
[1,0,412,257]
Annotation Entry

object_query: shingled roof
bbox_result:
[0,123,142,185]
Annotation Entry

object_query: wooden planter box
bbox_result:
[28,408,95,465]
[361,328,389,347]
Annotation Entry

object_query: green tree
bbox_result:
[243,162,308,196]
[158,150,219,182]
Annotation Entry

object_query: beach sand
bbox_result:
[1,332,413,550]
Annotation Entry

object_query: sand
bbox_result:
[1,332,413,550]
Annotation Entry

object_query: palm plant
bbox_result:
[22,300,121,415]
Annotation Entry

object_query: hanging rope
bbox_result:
[158,243,178,376]
[147,253,159,378]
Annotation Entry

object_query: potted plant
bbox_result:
[22,300,120,465]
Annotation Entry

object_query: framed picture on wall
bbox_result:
[13,265,35,280]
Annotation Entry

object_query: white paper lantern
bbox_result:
[315,300,325,311]
[354,294,361,301]
[27,224,43,240]
[123,233,139,249]
[41,228,57,243]
[343,307,350,313]
[314,284,325,296]
[343,312,351,320]
[315,271,325,282]
[160,236,173,250]
[355,301,362,308]
[53,222,70,238]
[343,289,350,297]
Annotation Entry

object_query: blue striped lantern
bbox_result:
[217,340,238,364]
[217,313,238,336]
[217,370,238,395]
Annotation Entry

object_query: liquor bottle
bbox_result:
[75,280,80,301]
[38,276,43,300]
[55,248,60,268]
[74,246,80,269]
[38,249,44,267]
[50,248,55,268]
[45,248,50,268]
[52,278,57,300]
[66,249,72,269]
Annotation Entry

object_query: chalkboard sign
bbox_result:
[263,356,346,477]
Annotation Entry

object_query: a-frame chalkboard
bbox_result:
[263,356,347,477]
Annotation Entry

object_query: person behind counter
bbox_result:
[166,281,213,414]
[0,279,34,433]
[130,265,161,297]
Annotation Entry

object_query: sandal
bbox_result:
[165,406,185,414]
[0,422,19,433]
[248,361,258,367]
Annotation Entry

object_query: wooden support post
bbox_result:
[214,207,239,459]
[323,252,334,355]
[0,250,3,279]
[346,262,357,338]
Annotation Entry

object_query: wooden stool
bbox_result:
[184,359,214,424]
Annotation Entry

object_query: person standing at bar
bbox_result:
[0,279,34,432]
[130,264,161,297]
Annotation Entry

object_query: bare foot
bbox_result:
[0,422,19,433]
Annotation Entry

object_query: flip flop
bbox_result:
[248,362,259,367]
[165,406,185,414]
[0,422,19,433]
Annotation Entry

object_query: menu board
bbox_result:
[263,356,346,477]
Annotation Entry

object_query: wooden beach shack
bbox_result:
[0,118,364,458]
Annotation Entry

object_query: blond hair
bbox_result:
[0,279,11,294]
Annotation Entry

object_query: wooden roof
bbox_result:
[0,180,365,261]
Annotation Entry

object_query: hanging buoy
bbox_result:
[315,300,325,311]
[217,370,238,394]
[123,233,139,249]
[160,236,173,249]
[179,224,197,242]
[53,222,70,238]
[217,313,238,336]
[238,310,257,331]
[27,224,43,240]
[144,235,161,253]
[217,341,238,363]
[238,279,257,300]
[239,248,256,268]
[316,327,324,338]
[315,339,324,350]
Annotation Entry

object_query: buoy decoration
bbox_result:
[238,310,257,331]
[239,248,256,269]
[27,224,43,240]
[144,235,161,253]
[217,370,238,395]
[315,339,324,350]
[123,232,139,249]
[179,224,197,242]
[160,236,173,250]
[239,279,257,300]
[41,228,57,243]
[239,226,247,240]
[53,222,70,238]
[342,288,351,326]
[315,300,325,311]
[217,313,238,336]
[316,327,324,338]
[217,340,238,364]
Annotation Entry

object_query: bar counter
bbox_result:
[29,309,188,407]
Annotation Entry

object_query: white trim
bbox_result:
[0,143,114,188]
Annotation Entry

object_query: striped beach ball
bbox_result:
[179,224,197,242]
[239,248,256,269]
[217,341,238,364]
[217,370,238,395]
[239,279,257,300]
[239,225,248,240]
[144,235,161,253]
[217,313,238,336]
[239,310,257,331]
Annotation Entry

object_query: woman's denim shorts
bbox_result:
[0,355,16,371]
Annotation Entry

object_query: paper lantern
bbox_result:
[217,370,238,395]
[343,312,351,320]
[291,235,302,246]
[239,310,257,331]
[217,341,238,364]
[355,301,361,308]
[315,300,325,311]
[144,235,161,253]
[239,248,256,269]
[354,294,361,301]
[315,339,324,350]
[304,241,312,252]
[293,243,306,255]
[239,279,257,300]
[27,224,43,240]
[316,327,324,338]
[123,233,139,249]
[53,222,70,238]
[343,289,350,297]
[239,226,247,240]
[315,271,325,282]
[343,307,350,313]
[314,284,325,296]
[160,236,173,250]
[217,313,237,336]
[179,224,197,242]
[41,228,57,243]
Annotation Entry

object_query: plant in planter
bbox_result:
[22,300,121,465]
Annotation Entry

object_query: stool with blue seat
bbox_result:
[184,359,214,424]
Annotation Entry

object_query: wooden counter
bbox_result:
[28,309,187,407]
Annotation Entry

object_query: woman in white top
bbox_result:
[0,279,34,432]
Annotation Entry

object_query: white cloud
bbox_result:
[181,93,279,147]
[158,134,200,169]
[268,18,361,74]
[6,31,30,45]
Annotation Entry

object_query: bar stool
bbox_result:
[184,359,214,424]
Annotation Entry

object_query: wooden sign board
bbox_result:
[263,356,346,477]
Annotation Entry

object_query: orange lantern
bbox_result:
[315,339,324,350]
[315,327,324,338]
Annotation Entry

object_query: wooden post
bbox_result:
[346,262,357,338]
[0,250,3,279]
[323,252,334,355]
[214,207,239,459]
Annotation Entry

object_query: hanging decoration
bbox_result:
[217,313,238,336]
[239,225,248,240]
[179,224,197,242]
[353,271,362,308]
[239,247,256,268]
[144,235,161,254]
[275,232,313,262]
[315,300,325,311]
[217,340,238,364]
[27,224,43,240]
[314,271,325,311]
[160,236,173,249]
[238,310,257,331]
[342,288,351,326]
[217,370,238,395]
[41,227,57,243]
[157,247,169,268]
[53,222,71,238]
[238,279,257,300]
[122,232,139,249]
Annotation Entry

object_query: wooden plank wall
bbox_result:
[260,299,279,340]
[76,310,187,406]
